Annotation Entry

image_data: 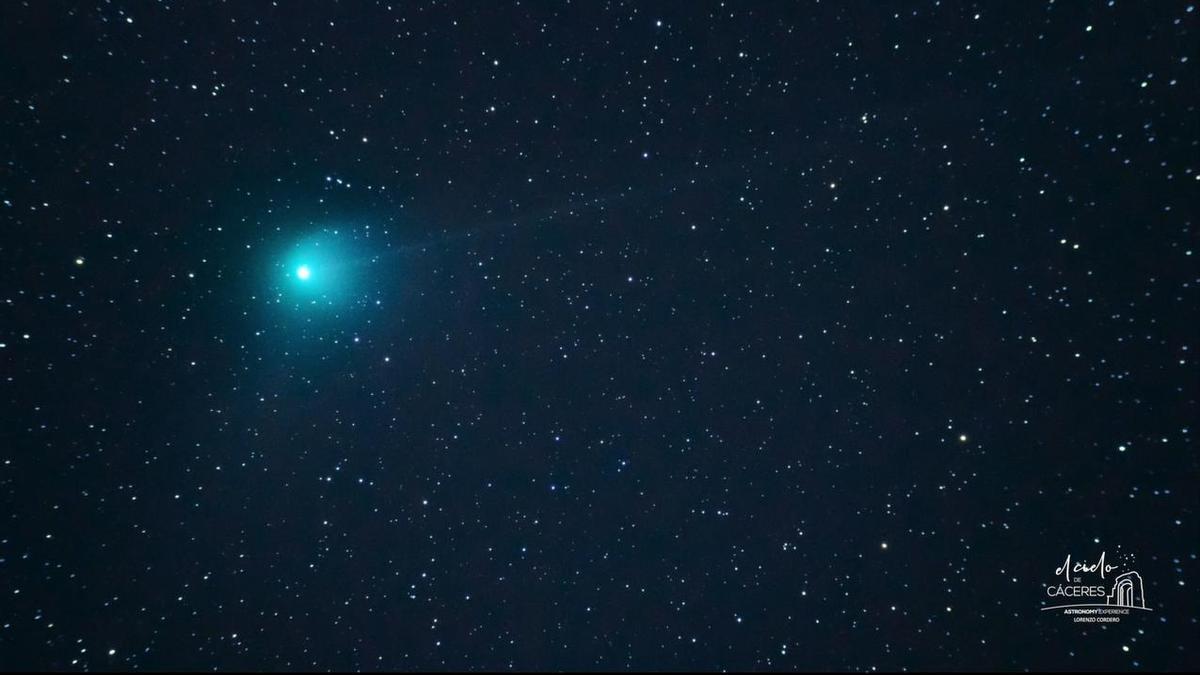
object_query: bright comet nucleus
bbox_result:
[271,230,364,312]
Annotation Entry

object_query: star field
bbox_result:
[1,1,1198,671]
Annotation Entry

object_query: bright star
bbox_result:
[296,265,311,280]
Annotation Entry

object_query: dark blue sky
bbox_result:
[1,1,1197,670]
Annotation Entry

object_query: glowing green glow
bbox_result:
[267,228,368,315]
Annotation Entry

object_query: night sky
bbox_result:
[2,1,1198,671]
